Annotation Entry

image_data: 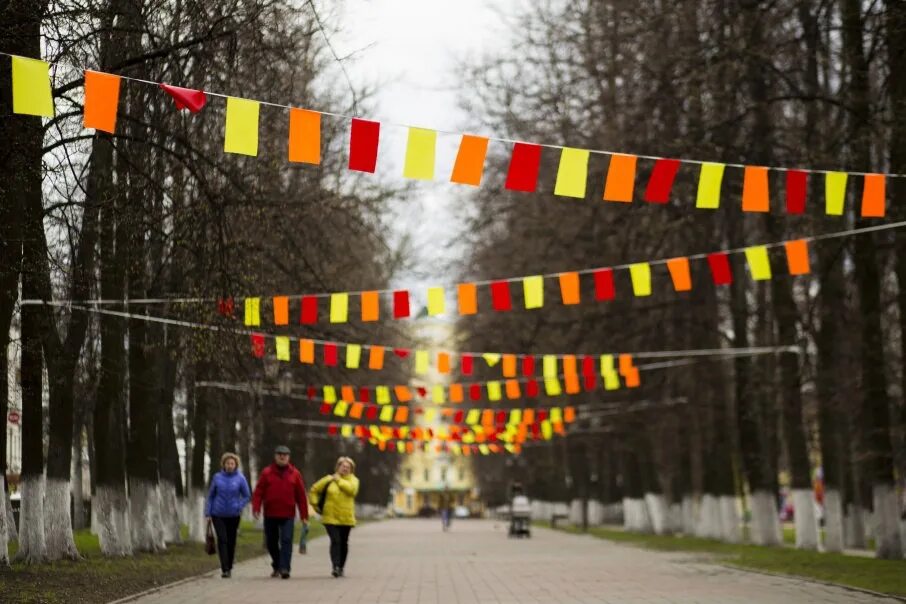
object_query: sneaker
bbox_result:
[331,566,339,578]
[270,570,280,578]
[221,571,231,579]
[280,570,290,579]
[338,567,344,577]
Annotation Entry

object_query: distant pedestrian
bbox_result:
[311,456,359,578]
[205,452,251,578]
[439,488,454,531]
[252,445,309,579]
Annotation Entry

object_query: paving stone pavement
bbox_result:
[124,519,900,603]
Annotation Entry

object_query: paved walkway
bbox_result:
[126,519,898,603]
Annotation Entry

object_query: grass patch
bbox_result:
[540,522,906,598]
[2,520,327,604]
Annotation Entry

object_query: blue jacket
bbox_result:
[205,470,251,517]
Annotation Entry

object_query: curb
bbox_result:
[106,566,225,604]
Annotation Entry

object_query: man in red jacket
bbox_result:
[252,445,309,579]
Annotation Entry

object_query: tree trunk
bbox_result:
[188,376,209,542]
[841,0,902,559]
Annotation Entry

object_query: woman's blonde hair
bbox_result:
[221,452,241,469]
[335,456,356,472]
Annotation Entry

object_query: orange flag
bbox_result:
[361,291,380,322]
[861,174,885,218]
[458,283,478,315]
[272,296,289,325]
[603,154,637,202]
[368,346,385,370]
[742,166,770,212]
[449,384,464,403]
[666,258,692,292]
[784,240,811,275]
[83,70,120,133]
[288,108,321,164]
[451,135,490,186]
[559,272,580,305]
[394,385,413,402]
[299,339,315,364]
[502,354,517,378]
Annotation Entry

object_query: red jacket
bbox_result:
[252,463,309,520]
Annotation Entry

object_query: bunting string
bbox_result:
[4,51,904,227]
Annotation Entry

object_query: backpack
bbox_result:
[313,479,334,514]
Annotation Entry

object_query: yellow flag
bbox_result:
[744,246,772,280]
[553,147,590,198]
[403,127,436,180]
[487,381,502,401]
[509,409,522,425]
[275,336,290,361]
[432,385,446,404]
[482,353,500,367]
[541,421,553,440]
[466,409,481,425]
[523,276,544,309]
[224,97,259,156]
[334,401,349,417]
[424,408,437,422]
[415,350,429,374]
[550,407,563,424]
[629,263,652,296]
[12,56,54,117]
[600,354,619,390]
[478,444,490,456]
[341,424,353,438]
[244,297,260,326]
[543,355,559,378]
[376,386,390,404]
[380,406,394,422]
[544,378,562,396]
[695,162,725,209]
[329,293,348,323]
[346,344,361,368]
[323,386,337,403]
[427,286,446,316]
[825,171,847,216]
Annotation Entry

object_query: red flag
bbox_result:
[217,297,234,317]
[324,343,338,366]
[393,290,410,319]
[461,354,474,375]
[525,379,539,397]
[707,252,733,285]
[490,281,513,311]
[307,386,316,400]
[593,268,615,301]
[300,296,318,324]
[643,158,681,203]
[327,424,338,435]
[505,143,543,192]
[584,374,597,391]
[359,387,371,403]
[469,384,482,401]
[537,409,549,422]
[581,355,595,376]
[454,410,464,424]
[366,405,378,421]
[393,348,410,358]
[251,334,265,358]
[786,170,808,215]
[160,84,207,113]
[349,118,380,172]
[320,403,332,415]
[522,356,536,376]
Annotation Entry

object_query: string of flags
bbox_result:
[252,332,640,386]
[327,417,566,447]
[6,53,898,219]
[320,403,576,431]
[233,240,811,326]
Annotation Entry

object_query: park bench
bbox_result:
[550,512,568,528]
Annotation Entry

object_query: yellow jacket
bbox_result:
[310,474,359,526]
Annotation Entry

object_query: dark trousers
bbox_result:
[325,524,352,569]
[264,517,295,572]
[212,516,241,572]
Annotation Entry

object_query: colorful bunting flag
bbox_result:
[403,127,437,180]
[393,290,410,319]
[12,56,54,117]
[458,283,478,315]
[744,246,772,280]
[502,354,517,378]
[644,158,681,203]
[505,143,542,192]
[461,354,474,375]
[785,240,811,275]
[224,97,260,156]
[554,148,590,198]
[490,281,513,311]
[288,108,321,164]
[451,135,489,186]
[696,162,725,209]
[324,343,338,366]
[594,268,615,301]
[361,291,380,322]
[487,381,502,401]
[300,296,318,324]
[369,346,385,370]
[427,286,446,316]
[160,83,206,113]
[559,272,580,305]
[83,70,120,133]
[523,275,544,309]
[482,353,501,367]
[825,171,847,216]
[244,297,261,326]
[786,170,808,214]
[275,336,290,361]
[742,166,769,212]
[603,154,637,202]
[415,350,429,375]
[707,252,732,285]
[437,352,451,374]
[251,334,265,358]
[629,263,651,296]
[330,293,349,323]
[299,339,315,363]
[273,296,289,325]
[346,344,361,369]
[349,118,380,172]
[666,257,692,292]
[861,174,885,218]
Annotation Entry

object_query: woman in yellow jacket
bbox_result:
[310,456,359,577]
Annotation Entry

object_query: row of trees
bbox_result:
[456,0,905,559]
[1,0,406,565]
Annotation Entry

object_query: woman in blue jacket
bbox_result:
[206,452,251,577]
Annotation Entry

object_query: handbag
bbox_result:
[205,521,216,555]
[313,479,334,515]
[298,522,309,554]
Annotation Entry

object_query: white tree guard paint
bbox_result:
[623,497,652,533]
[569,499,583,525]
[588,500,604,525]
[0,482,9,566]
[15,475,47,563]
[822,488,844,553]
[680,495,696,535]
[749,489,781,546]
[644,493,669,535]
[695,493,719,539]
[844,503,866,549]
[791,488,819,550]
[43,478,80,560]
[5,491,17,542]
[95,485,133,556]
[159,481,182,544]
[718,495,741,543]
[129,479,166,553]
[187,493,207,542]
[872,483,903,559]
